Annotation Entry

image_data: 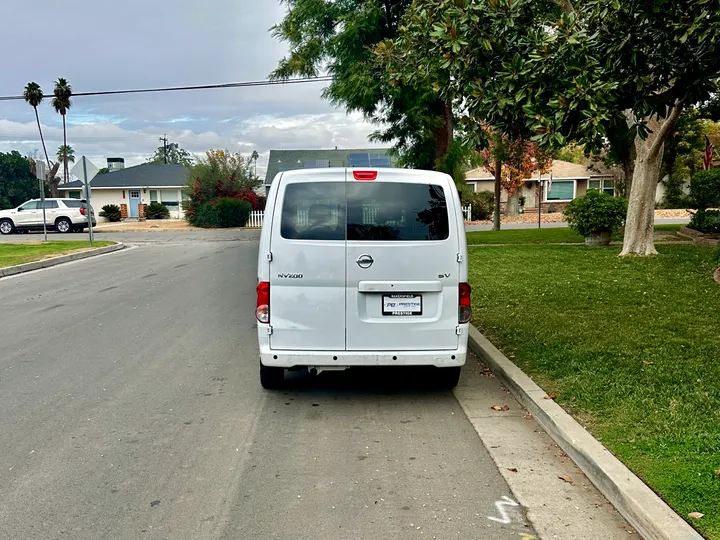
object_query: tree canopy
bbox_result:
[148,142,195,166]
[0,152,39,210]
[270,0,453,168]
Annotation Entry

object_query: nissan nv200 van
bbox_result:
[256,168,471,389]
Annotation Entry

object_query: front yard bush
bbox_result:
[189,198,252,228]
[468,191,494,221]
[146,202,170,219]
[689,209,720,234]
[184,149,261,228]
[563,190,627,237]
[99,204,121,222]
[689,169,720,210]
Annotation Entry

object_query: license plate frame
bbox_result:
[382,294,423,316]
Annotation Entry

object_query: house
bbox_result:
[264,148,398,195]
[465,160,618,212]
[59,163,188,221]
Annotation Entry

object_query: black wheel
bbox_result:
[55,218,72,234]
[0,219,15,235]
[436,367,461,389]
[260,363,285,389]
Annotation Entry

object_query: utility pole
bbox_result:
[159,135,168,164]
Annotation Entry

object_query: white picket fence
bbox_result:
[246,205,472,229]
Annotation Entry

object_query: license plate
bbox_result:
[382,294,422,316]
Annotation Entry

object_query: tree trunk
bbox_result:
[34,108,51,167]
[506,191,520,217]
[434,100,453,164]
[45,162,61,198]
[62,114,68,184]
[493,158,502,230]
[620,105,684,257]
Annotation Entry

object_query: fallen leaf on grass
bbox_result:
[571,396,576,402]
[558,475,573,484]
[688,512,704,520]
[714,469,720,476]
[642,361,655,366]
[544,393,556,400]
[507,467,518,473]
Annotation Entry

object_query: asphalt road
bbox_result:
[0,239,535,539]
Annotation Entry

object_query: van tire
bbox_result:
[260,364,285,389]
[436,367,461,389]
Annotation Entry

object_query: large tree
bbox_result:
[52,78,73,185]
[23,82,52,176]
[380,0,720,255]
[148,142,195,166]
[0,152,39,210]
[269,0,453,169]
[56,145,75,181]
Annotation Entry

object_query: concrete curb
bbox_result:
[468,325,703,540]
[0,243,125,279]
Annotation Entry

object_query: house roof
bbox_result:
[59,163,188,189]
[465,159,594,181]
[264,148,398,185]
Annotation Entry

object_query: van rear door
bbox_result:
[345,171,461,352]
[268,171,347,351]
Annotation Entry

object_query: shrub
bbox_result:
[547,204,557,213]
[519,195,526,208]
[188,197,252,228]
[468,191,494,221]
[563,190,628,237]
[689,169,720,210]
[146,202,170,219]
[688,209,720,234]
[254,195,267,211]
[99,204,122,222]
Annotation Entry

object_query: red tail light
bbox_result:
[353,170,377,181]
[79,206,86,215]
[256,281,270,323]
[459,282,472,324]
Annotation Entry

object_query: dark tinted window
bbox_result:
[347,183,449,241]
[62,200,86,208]
[40,200,58,209]
[281,182,346,240]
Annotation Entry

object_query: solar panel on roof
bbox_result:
[348,153,370,167]
[369,155,391,167]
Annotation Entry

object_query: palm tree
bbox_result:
[251,150,259,177]
[52,78,73,183]
[56,145,75,180]
[23,82,51,172]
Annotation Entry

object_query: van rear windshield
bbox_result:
[280,181,449,241]
[63,200,86,208]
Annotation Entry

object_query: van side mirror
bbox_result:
[17,207,23,212]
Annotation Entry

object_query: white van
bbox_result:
[256,168,471,389]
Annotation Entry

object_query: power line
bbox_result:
[0,76,333,102]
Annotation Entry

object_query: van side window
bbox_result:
[347,183,449,241]
[281,182,346,240]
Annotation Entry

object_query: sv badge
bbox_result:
[438,273,451,278]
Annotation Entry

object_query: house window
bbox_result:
[160,190,179,207]
[68,191,81,199]
[150,190,158,202]
[544,180,575,202]
[589,179,616,196]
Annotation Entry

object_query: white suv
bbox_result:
[0,198,97,235]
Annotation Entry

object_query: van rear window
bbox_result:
[280,183,346,240]
[346,183,449,241]
[280,181,449,241]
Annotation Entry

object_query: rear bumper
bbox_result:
[258,328,468,369]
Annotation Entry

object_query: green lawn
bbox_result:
[469,243,720,538]
[0,241,114,268]
[466,224,686,245]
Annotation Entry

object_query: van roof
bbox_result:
[277,167,450,183]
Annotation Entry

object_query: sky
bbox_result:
[0,0,383,179]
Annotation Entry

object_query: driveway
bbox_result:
[0,233,632,539]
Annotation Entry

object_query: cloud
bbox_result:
[0,0,388,170]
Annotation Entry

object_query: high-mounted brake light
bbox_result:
[353,170,377,181]
[458,282,472,324]
[256,281,270,323]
